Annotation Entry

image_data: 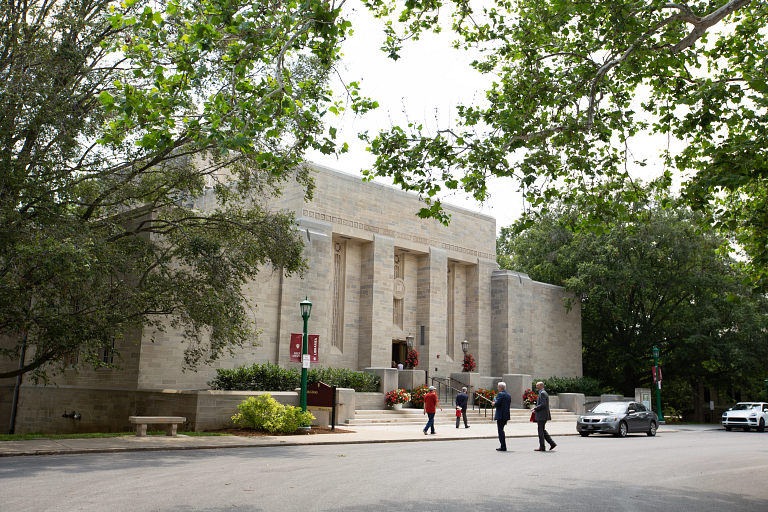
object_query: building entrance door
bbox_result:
[391,340,407,367]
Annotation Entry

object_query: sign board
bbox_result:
[307,381,335,412]
[290,333,302,363]
[308,334,319,362]
[307,381,334,406]
[302,354,310,368]
[290,333,320,363]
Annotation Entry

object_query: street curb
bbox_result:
[0,432,582,458]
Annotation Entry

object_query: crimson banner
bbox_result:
[290,333,319,363]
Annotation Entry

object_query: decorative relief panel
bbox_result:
[332,241,345,350]
[393,253,404,329]
[393,278,406,300]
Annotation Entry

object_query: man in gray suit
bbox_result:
[533,381,557,451]
[492,382,511,451]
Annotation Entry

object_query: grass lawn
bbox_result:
[0,431,233,442]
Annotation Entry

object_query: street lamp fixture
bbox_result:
[406,334,413,350]
[300,297,312,416]
[300,297,312,321]
[461,340,469,355]
[652,346,665,423]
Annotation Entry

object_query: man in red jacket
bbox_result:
[423,386,443,434]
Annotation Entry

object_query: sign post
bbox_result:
[299,298,312,417]
[652,347,665,424]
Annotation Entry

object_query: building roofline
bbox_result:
[308,162,497,223]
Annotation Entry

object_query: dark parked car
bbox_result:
[577,401,658,437]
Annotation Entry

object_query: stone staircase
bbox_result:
[346,407,578,427]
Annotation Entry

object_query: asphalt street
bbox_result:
[1,429,767,512]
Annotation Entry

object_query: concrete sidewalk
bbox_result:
[0,423,722,457]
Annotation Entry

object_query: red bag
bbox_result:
[456,407,462,418]
[529,410,536,422]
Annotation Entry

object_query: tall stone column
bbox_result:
[416,247,447,378]
[277,218,332,367]
[358,235,394,369]
[466,258,497,376]
[491,270,534,376]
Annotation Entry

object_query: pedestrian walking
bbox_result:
[492,382,511,451]
[423,386,442,434]
[455,387,470,428]
[533,381,557,451]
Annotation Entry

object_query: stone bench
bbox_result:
[128,416,186,437]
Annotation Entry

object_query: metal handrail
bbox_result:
[474,393,495,418]
[428,377,456,405]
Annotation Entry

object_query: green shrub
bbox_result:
[209,363,380,392]
[278,406,316,433]
[211,362,300,391]
[534,376,607,396]
[307,367,380,392]
[232,394,315,434]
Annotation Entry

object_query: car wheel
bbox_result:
[725,426,732,432]
[743,427,751,432]
[647,422,657,437]
[758,419,765,433]
[614,421,628,438]
[579,432,590,437]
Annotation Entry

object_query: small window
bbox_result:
[102,339,115,364]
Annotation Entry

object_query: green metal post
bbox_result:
[653,347,665,423]
[301,314,308,413]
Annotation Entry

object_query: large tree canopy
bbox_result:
[0,0,374,381]
[361,0,768,290]
[498,185,768,415]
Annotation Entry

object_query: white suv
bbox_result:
[722,402,768,432]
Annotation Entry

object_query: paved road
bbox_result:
[1,429,767,512]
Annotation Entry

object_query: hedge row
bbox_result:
[535,376,607,396]
[209,362,380,392]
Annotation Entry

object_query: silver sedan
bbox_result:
[577,401,658,437]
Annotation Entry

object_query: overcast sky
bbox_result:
[305,0,681,233]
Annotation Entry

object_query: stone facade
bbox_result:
[1,164,582,434]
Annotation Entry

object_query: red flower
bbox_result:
[405,349,419,369]
[461,353,476,372]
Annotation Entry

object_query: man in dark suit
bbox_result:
[533,381,557,451]
[492,382,511,451]
[455,387,470,428]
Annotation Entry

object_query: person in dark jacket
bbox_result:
[492,382,511,451]
[455,387,470,428]
[533,381,557,451]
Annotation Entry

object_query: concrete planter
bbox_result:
[392,403,403,410]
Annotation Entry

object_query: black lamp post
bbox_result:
[652,347,665,423]
[300,297,312,413]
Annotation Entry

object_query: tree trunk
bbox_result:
[692,379,705,423]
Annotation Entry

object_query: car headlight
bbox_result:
[603,416,618,422]
[749,413,757,417]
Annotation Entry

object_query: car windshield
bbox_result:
[731,403,758,411]
[590,402,628,414]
